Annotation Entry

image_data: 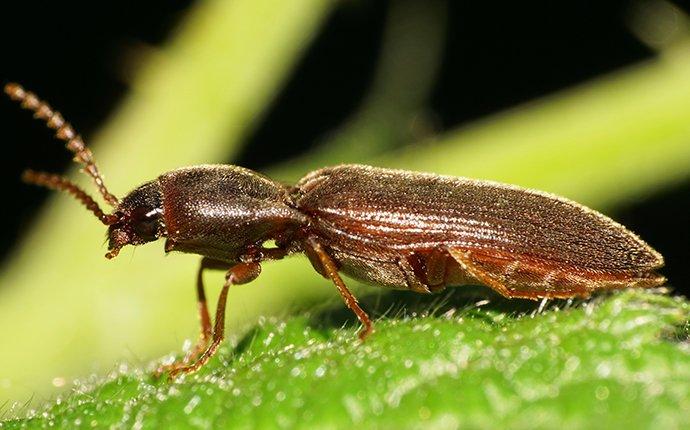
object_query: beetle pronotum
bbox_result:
[6,83,665,378]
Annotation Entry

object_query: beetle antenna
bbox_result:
[4,82,119,207]
[22,170,119,226]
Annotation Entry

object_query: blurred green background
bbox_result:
[1,0,689,425]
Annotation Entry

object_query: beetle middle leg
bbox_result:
[305,237,373,340]
[166,261,261,379]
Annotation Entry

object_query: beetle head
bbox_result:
[106,181,166,259]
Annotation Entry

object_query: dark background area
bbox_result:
[1,1,688,295]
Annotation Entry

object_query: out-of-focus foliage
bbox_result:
[1,0,690,424]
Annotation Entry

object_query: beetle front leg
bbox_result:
[187,259,215,363]
[155,258,228,376]
[167,262,261,379]
[305,237,373,340]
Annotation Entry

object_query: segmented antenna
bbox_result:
[4,83,119,207]
[22,170,119,225]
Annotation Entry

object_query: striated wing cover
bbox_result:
[294,164,663,274]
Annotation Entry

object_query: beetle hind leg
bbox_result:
[446,248,514,298]
[447,247,668,299]
[445,248,594,300]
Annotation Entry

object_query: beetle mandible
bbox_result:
[6,83,665,378]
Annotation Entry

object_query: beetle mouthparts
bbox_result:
[105,246,121,259]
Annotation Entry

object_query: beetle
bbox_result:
[6,83,665,378]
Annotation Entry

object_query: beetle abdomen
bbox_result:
[295,165,664,280]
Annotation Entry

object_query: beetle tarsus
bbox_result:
[357,322,374,341]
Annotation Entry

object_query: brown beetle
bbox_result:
[6,83,665,378]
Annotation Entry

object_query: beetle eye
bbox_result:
[130,207,161,241]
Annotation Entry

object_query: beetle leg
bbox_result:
[168,262,261,379]
[305,237,374,340]
[401,248,450,293]
[187,258,230,362]
[446,248,596,299]
[155,258,227,376]
[425,247,449,289]
[189,264,212,361]
[239,243,289,263]
[397,256,432,294]
[445,248,513,298]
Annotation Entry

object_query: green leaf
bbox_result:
[3,290,688,429]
